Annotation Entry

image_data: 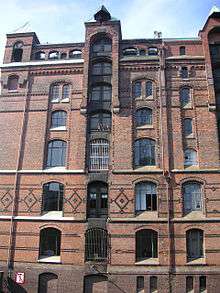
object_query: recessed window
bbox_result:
[91,62,112,75]
[51,111,67,129]
[46,140,67,168]
[69,50,82,59]
[60,52,67,59]
[35,51,45,60]
[39,228,61,259]
[90,112,111,131]
[148,47,158,56]
[181,67,188,78]
[199,276,206,293]
[136,108,152,126]
[12,41,23,62]
[87,181,108,218]
[50,84,71,102]
[184,149,198,167]
[92,37,112,54]
[146,81,153,97]
[135,182,157,212]
[134,138,156,167]
[90,84,112,101]
[139,49,146,56]
[62,84,70,100]
[186,229,204,261]
[42,182,64,212]
[150,276,158,293]
[123,47,138,56]
[85,228,108,261]
[180,46,186,56]
[133,81,142,98]
[48,51,59,60]
[89,139,109,171]
[136,229,158,261]
[8,75,19,91]
[183,182,202,213]
[184,118,193,136]
[186,276,194,293]
[136,276,145,293]
[180,87,191,107]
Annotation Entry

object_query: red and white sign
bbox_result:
[15,272,25,284]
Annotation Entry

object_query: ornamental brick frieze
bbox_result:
[0,188,13,212]
[30,68,83,76]
[64,188,83,213]
[110,188,134,214]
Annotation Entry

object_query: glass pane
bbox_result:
[146,81,153,96]
[51,111,67,128]
[133,82,141,97]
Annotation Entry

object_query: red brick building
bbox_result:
[0,5,220,293]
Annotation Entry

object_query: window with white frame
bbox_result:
[46,140,66,168]
[89,139,109,171]
[183,182,202,213]
[135,182,157,212]
[186,229,204,261]
[51,111,67,129]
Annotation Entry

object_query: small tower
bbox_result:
[94,5,111,22]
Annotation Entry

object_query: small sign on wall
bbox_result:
[15,272,25,284]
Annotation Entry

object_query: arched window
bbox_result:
[42,182,64,212]
[135,182,157,212]
[181,66,188,78]
[39,228,61,259]
[8,75,19,91]
[183,182,202,213]
[136,229,158,261]
[51,111,67,128]
[62,84,70,100]
[87,181,108,218]
[35,51,45,60]
[92,37,112,54]
[148,47,158,56]
[136,108,152,126]
[183,118,193,136]
[180,87,191,107]
[38,273,58,293]
[184,149,198,167]
[46,140,66,168]
[69,50,82,59]
[180,46,186,55]
[90,84,112,101]
[186,229,203,261]
[89,139,109,170]
[50,84,70,102]
[133,81,142,98]
[146,81,153,97]
[134,139,156,167]
[85,228,108,261]
[91,62,112,75]
[50,84,60,102]
[123,47,138,56]
[12,41,23,62]
[90,112,111,131]
[48,51,59,60]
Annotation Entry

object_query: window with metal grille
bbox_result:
[146,81,153,97]
[51,111,67,128]
[87,182,108,218]
[184,149,198,167]
[186,276,194,293]
[92,38,112,53]
[186,229,204,261]
[199,276,206,293]
[89,139,109,171]
[90,84,112,101]
[136,229,158,261]
[134,139,156,167]
[183,182,202,213]
[12,41,23,62]
[133,81,142,98]
[92,62,112,75]
[39,228,61,258]
[184,118,193,136]
[135,182,157,212]
[46,140,66,168]
[42,182,64,212]
[90,112,111,131]
[8,75,19,91]
[136,108,152,126]
[181,67,188,78]
[85,228,108,262]
[180,46,186,56]
[150,276,158,293]
[180,87,191,107]
[136,276,145,293]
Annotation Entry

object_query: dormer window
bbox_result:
[12,42,23,62]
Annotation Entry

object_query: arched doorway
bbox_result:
[38,273,58,293]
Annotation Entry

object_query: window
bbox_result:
[186,229,204,261]
[62,84,70,100]
[180,87,191,107]
[136,108,152,127]
[90,84,112,101]
[51,85,60,102]
[139,49,146,56]
[199,276,206,293]
[150,276,158,293]
[12,41,23,62]
[146,81,153,97]
[184,118,193,136]
[123,47,138,56]
[91,62,112,75]
[186,276,194,293]
[180,46,186,55]
[87,181,108,218]
[50,84,71,102]
[92,37,112,54]
[35,51,45,60]
[48,51,59,60]
[85,228,108,261]
[89,139,109,171]
[133,81,142,98]
[69,50,82,59]
[181,67,188,78]
[90,112,111,131]
[51,111,67,128]
[137,276,145,293]
[148,47,158,56]
[46,140,66,168]
[136,229,158,261]
[183,182,202,213]
[8,75,19,91]
[134,139,156,167]
[42,182,64,212]
[135,182,157,212]
[184,149,198,167]
[60,52,67,59]
[39,228,61,258]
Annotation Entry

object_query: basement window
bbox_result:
[136,276,145,293]
[199,276,206,293]
[186,276,194,293]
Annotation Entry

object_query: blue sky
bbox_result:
[0,0,220,62]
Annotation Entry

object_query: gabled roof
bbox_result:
[94,5,111,22]
[209,5,220,17]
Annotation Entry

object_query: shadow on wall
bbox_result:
[6,277,27,293]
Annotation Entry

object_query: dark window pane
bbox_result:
[8,76,18,91]
[136,108,152,126]
[90,112,111,131]
[51,111,67,128]
[12,42,23,62]
[47,140,67,167]
[150,276,157,293]
[186,229,203,261]
[90,85,112,102]
[184,118,193,136]
[181,67,188,78]
[92,62,112,75]
[69,50,82,59]
[186,276,193,293]
[85,228,108,261]
[136,230,158,261]
[199,276,206,293]
[135,139,156,167]
[146,81,153,97]
[133,82,142,98]
[40,228,61,257]
[42,182,64,212]
[92,38,112,53]
[137,276,144,293]
[180,88,191,107]
[62,84,70,99]
[180,46,186,55]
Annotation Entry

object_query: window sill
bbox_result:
[186,258,206,265]
[38,256,61,263]
[184,165,199,169]
[136,125,154,129]
[135,258,159,265]
[183,211,205,219]
[8,90,18,93]
[41,211,63,218]
[44,166,66,171]
[182,104,193,109]
[134,166,157,172]
[51,98,70,103]
[50,126,67,131]
[185,134,195,139]
[135,211,158,219]
[61,98,70,103]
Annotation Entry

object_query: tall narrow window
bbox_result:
[181,67,188,78]
[136,108,152,126]
[146,81,153,97]
[186,276,194,293]
[39,228,61,259]
[199,276,206,293]
[92,62,112,75]
[180,46,186,55]
[89,139,109,171]
[42,182,64,213]
[180,87,191,107]
[12,41,23,62]
[46,140,66,168]
[186,229,204,261]
[62,84,70,100]
[51,85,60,102]
[150,276,158,293]
[135,182,157,212]
[51,111,67,128]
[133,81,142,98]
[184,149,198,167]
[183,182,202,213]
[8,75,19,91]
[85,228,108,261]
[87,181,108,218]
[92,37,112,54]
[90,112,111,131]
[134,139,156,167]
[137,276,145,293]
[184,118,193,136]
[90,84,112,102]
[136,229,158,261]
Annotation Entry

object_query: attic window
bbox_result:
[148,47,158,56]
[123,48,138,56]
[35,51,45,60]
[49,51,59,60]
[69,50,82,59]
[12,41,23,62]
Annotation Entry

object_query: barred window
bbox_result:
[146,81,153,97]
[85,228,108,261]
[183,182,202,213]
[39,228,61,258]
[47,140,66,168]
[184,149,198,167]
[51,111,67,128]
[186,229,203,261]
[134,139,156,167]
[42,182,64,212]
[92,62,112,75]
[150,276,158,293]
[12,41,23,62]
[136,108,152,126]
[8,75,19,91]
[90,112,111,131]
[92,38,112,53]
[135,182,157,212]
[87,181,108,218]
[133,81,142,98]
[136,276,144,293]
[181,67,188,78]
[90,84,112,101]
[89,139,109,171]
[136,229,158,261]
[184,118,193,136]
[186,276,194,293]
[180,87,191,107]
